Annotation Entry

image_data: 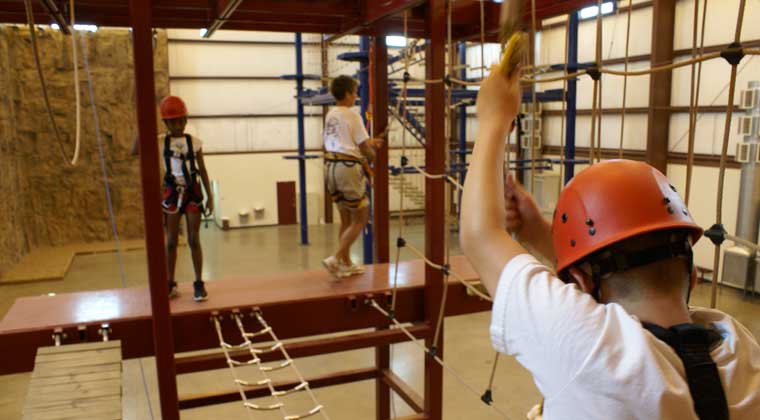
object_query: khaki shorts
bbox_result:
[325,160,369,210]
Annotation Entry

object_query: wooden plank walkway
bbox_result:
[22,341,123,420]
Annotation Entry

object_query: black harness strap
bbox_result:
[163,134,199,187]
[642,322,728,420]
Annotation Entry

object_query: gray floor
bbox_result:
[1,221,758,419]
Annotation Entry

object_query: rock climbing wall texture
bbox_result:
[0,26,169,274]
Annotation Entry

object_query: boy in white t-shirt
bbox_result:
[131,96,213,302]
[322,75,383,278]
[460,65,760,419]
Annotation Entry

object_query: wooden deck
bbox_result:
[22,341,123,420]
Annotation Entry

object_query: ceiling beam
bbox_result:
[203,0,242,38]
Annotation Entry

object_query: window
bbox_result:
[737,143,750,163]
[386,36,407,48]
[579,2,616,20]
[740,89,757,109]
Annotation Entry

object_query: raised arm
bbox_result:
[460,65,526,296]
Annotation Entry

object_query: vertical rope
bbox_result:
[23,0,74,166]
[685,0,709,205]
[710,0,747,308]
[618,0,632,159]
[529,0,538,193]
[593,0,603,163]
[559,18,569,182]
[480,0,486,79]
[684,0,703,205]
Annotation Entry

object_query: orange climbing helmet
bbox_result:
[159,96,188,120]
[553,160,703,275]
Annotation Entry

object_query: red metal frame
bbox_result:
[424,1,446,417]
[129,0,179,418]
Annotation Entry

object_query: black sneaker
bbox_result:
[193,280,208,302]
[168,281,179,299]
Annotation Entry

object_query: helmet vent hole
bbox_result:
[562,213,568,223]
[667,207,674,214]
[589,227,596,236]
[585,218,594,226]
[570,240,576,247]
[682,209,688,216]
[663,197,671,204]
[669,184,677,192]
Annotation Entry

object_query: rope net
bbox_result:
[379,0,755,417]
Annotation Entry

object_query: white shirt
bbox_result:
[491,254,760,420]
[323,106,369,159]
[158,133,203,185]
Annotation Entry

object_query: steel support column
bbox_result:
[322,38,334,224]
[360,35,374,264]
[646,0,676,173]
[128,1,179,418]
[295,32,309,245]
[458,42,468,186]
[564,12,579,184]
[424,0,446,418]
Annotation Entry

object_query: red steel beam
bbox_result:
[175,324,430,374]
[179,367,379,409]
[646,0,676,173]
[382,369,425,414]
[372,36,390,264]
[129,0,179,419]
[0,280,489,374]
[424,0,446,419]
[365,0,426,25]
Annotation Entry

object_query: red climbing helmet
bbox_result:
[159,96,188,120]
[553,160,703,274]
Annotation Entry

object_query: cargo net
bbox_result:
[212,309,329,420]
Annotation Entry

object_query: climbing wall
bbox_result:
[0,25,169,274]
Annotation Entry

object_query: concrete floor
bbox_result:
[1,221,759,419]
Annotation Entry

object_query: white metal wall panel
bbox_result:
[186,116,324,152]
[673,0,760,51]
[670,55,760,107]
[576,6,653,63]
[169,43,323,77]
[668,112,741,155]
[171,79,323,115]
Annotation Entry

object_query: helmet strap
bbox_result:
[585,234,694,304]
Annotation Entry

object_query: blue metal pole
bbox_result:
[458,42,467,185]
[564,13,579,185]
[359,36,373,264]
[295,33,309,245]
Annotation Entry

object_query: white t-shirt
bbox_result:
[323,106,369,159]
[491,254,760,420]
[158,133,203,185]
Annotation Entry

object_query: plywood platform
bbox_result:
[22,340,123,420]
[0,238,185,285]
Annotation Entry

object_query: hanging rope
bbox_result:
[587,0,603,164]
[710,0,748,308]
[685,0,709,205]
[618,0,633,158]
[23,0,81,166]
[370,301,514,419]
